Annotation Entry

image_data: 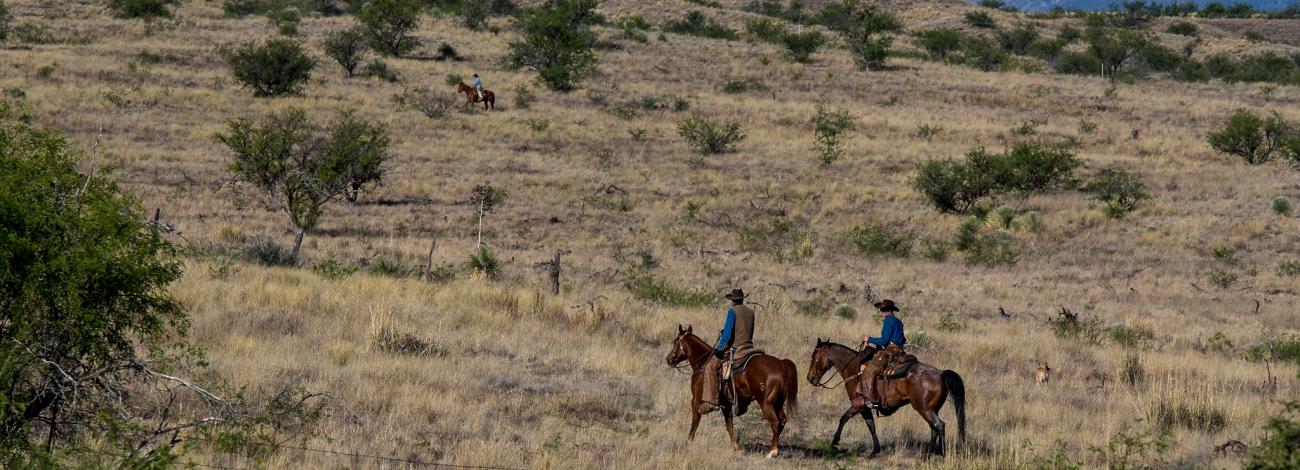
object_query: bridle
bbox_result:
[668,336,711,375]
[810,344,869,390]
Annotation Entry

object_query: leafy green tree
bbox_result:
[105,0,180,19]
[359,0,424,57]
[834,0,902,70]
[1084,27,1153,82]
[914,28,966,61]
[0,98,186,464]
[1207,109,1292,165]
[225,37,317,97]
[505,0,600,91]
[323,27,369,77]
[811,104,855,166]
[218,108,392,261]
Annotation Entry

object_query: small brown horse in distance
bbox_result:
[666,325,798,459]
[455,81,494,110]
[807,339,966,456]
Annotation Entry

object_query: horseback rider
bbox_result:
[699,288,756,414]
[471,73,483,100]
[859,299,906,410]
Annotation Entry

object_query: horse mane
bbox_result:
[822,341,856,354]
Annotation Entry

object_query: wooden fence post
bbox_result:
[549,250,561,295]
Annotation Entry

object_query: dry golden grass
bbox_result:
[4,0,1300,468]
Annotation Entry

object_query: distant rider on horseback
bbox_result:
[699,288,756,414]
[860,299,906,410]
[471,73,483,100]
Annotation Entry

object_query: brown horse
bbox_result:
[455,81,494,110]
[665,325,798,458]
[807,339,966,456]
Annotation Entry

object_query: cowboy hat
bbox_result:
[724,288,747,301]
[873,299,899,312]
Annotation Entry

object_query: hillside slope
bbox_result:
[2,0,1298,468]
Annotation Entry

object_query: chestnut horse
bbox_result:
[665,325,798,459]
[807,339,966,456]
[455,81,495,110]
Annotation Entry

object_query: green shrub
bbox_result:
[621,268,713,306]
[391,87,457,119]
[996,23,1039,55]
[239,236,297,266]
[358,0,424,57]
[920,239,951,262]
[794,289,837,317]
[1106,323,1154,348]
[1090,428,1169,469]
[1054,51,1103,75]
[363,59,398,82]
[914,28,967,61]
[913,156,996,214]
[513,84,535,109]
[1049,309,1103,345]
[1149,399,1226,433]
[1245,398,1300,469]
[1207,268,1237,288]
[782,30,826,63]
[1166,21,1198,37]
[678,115,745,154]
[1083,168,1149,219]
[368,254,416,278]
[811,104,855,166]
[843,223,912,258]
[999,142,1080,192]
[965,11,996,28]
[965,232,1018,266]
[1279,261,1300,277]
[0,1,10,42]
[722,78,767,94]
[106,0,179,19]
[833,304,858,320]
[736,213,807,260]
[312,257,358,279]
[1207,109,1293,165]
[663,11,737,40]
[224,37,317,97]
[468,246,502,280]
[505,0,600,92]
[961,37,1013,72]
[913,143,1078,213]
[744,17,787,43]
[323,27,369,77]
[935,313,963,332]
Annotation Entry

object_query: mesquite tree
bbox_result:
[219,108,391,262]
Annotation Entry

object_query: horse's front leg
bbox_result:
[831,408,854,447]
[687,409,702,444]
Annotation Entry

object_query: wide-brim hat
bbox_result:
[873,299,899,312]
[724,288,747,301]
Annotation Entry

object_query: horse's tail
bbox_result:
[941,370,966,444]
[781,359,799,416]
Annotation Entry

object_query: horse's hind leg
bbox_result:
[861,410,882,457]
[761,402,782,458]
[918,407,946,455]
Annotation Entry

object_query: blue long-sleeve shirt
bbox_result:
[867,315,906,347]
[714,307,736,352]
[472,77,482,88]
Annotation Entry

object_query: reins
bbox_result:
[811,345,867,390]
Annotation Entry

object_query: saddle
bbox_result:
[883,354,919,379]
[721,348,765,380]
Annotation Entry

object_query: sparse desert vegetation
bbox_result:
[2,0,1299,468]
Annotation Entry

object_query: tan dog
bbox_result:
[1035,362,1051,385]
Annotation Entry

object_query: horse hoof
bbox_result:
[766,449,777,459]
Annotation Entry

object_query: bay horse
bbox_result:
[665,325,798,459]
[455,81,494,110]
[807,339,966,456]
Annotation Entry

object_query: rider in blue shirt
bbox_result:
[860,299,906,409]
[471,73,483,100]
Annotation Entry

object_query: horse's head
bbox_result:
[807,338,833,384]
[666,324,693,366]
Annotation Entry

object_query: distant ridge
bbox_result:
[974,0,1299,13]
